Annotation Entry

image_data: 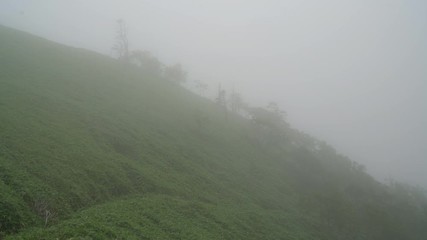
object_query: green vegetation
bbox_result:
[0,25,426,239]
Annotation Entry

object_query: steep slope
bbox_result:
[0,25,426,239]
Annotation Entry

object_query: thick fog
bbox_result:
[1,0,426,187]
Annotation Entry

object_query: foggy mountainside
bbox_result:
[1,25,427,239]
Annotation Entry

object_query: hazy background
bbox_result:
[1,0,426,187]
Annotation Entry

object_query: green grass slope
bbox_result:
[1,25,426,239]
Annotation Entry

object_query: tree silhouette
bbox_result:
[130,50,164,75]
[229,89,244,114]
[112,19,130,63]
[164,63,187,84]
[215,84,228,119]
[194,80,208,96]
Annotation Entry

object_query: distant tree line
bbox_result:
[112,19,187,85]
[110,20,309,144]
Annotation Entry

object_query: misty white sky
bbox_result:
[1,0,426,187]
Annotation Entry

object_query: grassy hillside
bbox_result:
[1,25,426,239]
